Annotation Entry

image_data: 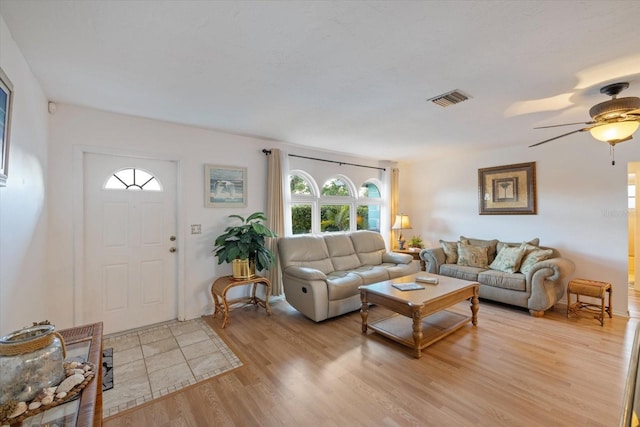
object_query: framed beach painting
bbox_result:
[0,67,14,187]
[204,164,247,208]
[478,162,536,215]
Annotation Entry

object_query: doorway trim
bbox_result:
[72,145,185,326]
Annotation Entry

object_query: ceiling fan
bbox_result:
[530,82,640,165]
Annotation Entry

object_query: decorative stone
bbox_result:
[56,392,67,400]
[44,387,56,395]
[73,369,85,375]
[28,401,42,410]
[41,395,53,405]
[83,364,91,372]
[8,402,27,418]
[55,373,84,394]
[0,324,65,405]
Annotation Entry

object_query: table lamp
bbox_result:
[392,214,412,250]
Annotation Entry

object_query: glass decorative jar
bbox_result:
[0,324,66,405]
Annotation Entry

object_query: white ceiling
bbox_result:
[1,0,640,162]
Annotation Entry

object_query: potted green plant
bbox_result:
[213,212,278,279]
[409,235,424,249]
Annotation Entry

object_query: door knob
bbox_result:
[169,247,177,253]
[169,235,176,241]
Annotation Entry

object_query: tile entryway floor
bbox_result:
[102,318,242,418]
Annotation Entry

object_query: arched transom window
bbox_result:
[104,168,162,191]
[288,171,382,235]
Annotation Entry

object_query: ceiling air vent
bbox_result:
[427,89,471,107]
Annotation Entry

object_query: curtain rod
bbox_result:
[286,153,386,171]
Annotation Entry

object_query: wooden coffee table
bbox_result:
[360,273,479,358]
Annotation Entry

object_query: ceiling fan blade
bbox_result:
[625,109,640,116]
[534,121,594,129]
[529,128,587,147]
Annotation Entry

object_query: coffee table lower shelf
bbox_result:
[368,310,471,352]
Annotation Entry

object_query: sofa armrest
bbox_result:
[527,257,576,312]
[420,247,445,274]
[283,266,327,281]
[528,257,575,283]
[382,252,413,265]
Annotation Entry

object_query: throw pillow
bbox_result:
[460,236,499,263]
[489,245,526,274]
[519,248,554,274]
[457,241,489,268]
[439,240,458,264]
[496,238,540,254]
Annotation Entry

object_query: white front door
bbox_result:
[83,153,178,334]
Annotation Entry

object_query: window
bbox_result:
[287,170,383,235]
[289,172,317,235]
[290,174,312,195]
[357,181,381,232]
[321,178,351,196]
[105,168,162,191]
[321,204,350,231]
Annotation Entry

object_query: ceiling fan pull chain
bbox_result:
[610,144,616,166]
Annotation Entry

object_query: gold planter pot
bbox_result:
[232,259,256,279]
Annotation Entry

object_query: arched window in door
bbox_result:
[104,168,162,191]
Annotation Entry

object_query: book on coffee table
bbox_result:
[392,283,425,291]
[415,276,439,284]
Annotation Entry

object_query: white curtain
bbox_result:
[266,149,285,295]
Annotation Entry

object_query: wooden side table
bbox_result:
[393,249,426,271]
[567,278,612,326]
[211,275,272,328]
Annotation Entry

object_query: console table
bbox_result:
[11,322,104,427]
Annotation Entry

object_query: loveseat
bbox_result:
[419,236,575,316]
[277,230,419,322]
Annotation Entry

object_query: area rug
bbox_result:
[101,318,242,418]
[102,348,114,391]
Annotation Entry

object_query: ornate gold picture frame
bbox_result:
[478,162,536,215]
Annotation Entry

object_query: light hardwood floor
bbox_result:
[105,297,637,426]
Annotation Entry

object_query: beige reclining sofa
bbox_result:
[277,230,419,322]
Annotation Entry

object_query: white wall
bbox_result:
[0,16,49,334]
[402,139,640,316]
[47,104,271,328]
[46,104,387,329]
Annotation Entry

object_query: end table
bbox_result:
[393,249,426,271]
[211,275,272,328]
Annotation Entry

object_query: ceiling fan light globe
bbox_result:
[589,121,639,143]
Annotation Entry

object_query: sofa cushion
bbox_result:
[277,235,335,274]
[350,230,386,265]
[350,265,390,284]
[478,270,526,291]
[519,248,554,274]
[490,245,526,274]
[460,236,499,263]
[326,272,364,301]
[497,238,540,254]
[385,263,419,279]
[439,264,486,281]
[440,240,459,264]
[324,233,362,272]
[457,241,489,268]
